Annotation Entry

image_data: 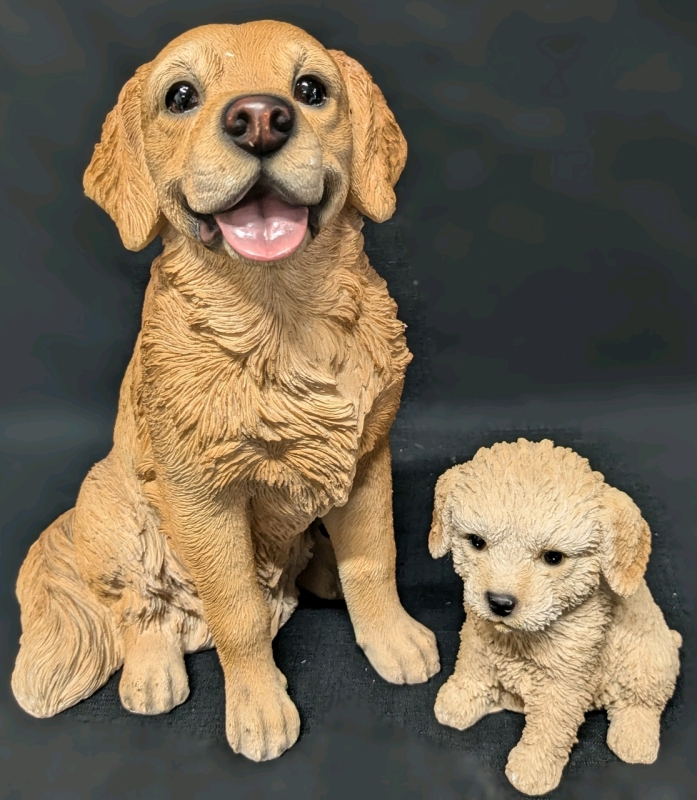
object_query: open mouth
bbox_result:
[195,183,314,262]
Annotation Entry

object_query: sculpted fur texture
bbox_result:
[11,21,440,761]
[430,438,681,796]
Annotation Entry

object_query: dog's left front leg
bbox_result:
[322,437,440,684]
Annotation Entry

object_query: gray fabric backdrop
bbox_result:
[1,1,695,797]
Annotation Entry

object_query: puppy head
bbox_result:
[83,21,406,260]
[430,439,651,632]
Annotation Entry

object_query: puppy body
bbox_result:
[431,439,681,796]
[12,22,439,762]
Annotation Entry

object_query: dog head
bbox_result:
[83,21,407,261]
[429,439,652,632]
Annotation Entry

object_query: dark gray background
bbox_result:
[1,1,696,798]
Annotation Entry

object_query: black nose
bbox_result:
[223,95,294,156]
[486,592,517,617]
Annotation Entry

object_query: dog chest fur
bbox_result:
[132,210,410,531]
[470,588,612,708]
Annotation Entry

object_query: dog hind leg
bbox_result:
[606,704,662,764]
[71,452,204,715]
[12,509,121,718]
[602,583,682,764]
[296,520,343,600]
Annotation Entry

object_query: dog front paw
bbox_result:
[434,677,494,730]
[225,669,300,761]
[506,742,566,796]
[356,608,440,684]
[119,643,189,715]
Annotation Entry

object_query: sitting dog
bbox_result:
[429,438,681,796]
[11,21,439,761]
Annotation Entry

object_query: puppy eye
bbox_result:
[466,534,486,551]
[543,550,564,566]
[165,82,200,114]
[294,75,327,106]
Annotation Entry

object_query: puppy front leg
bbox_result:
[322,437,440,684]
[161,485,299,761]
[505,686,588,796]
[435,618,498,730]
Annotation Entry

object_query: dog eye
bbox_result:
[165,82,200,114]
[294,76,327,106]
[543,550,564,566]
[466,534,486,551]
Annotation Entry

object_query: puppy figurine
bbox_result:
[11,22,440,761]
[430,438,681,796]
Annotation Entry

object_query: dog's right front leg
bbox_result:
[434,619,498,730]
[160,483,299,761]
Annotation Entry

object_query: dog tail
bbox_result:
[11,509,121,717]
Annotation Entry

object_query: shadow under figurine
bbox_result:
[11,21,440,761]
[430,438,681,796]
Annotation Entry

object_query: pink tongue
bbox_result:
[214,193,309,261]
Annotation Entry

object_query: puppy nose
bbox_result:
[486,592,517,617]
[223,95,294,156]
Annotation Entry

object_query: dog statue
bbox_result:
[11,21,440,761]
[430,438,681,795]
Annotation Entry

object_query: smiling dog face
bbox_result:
[83,21,407,261]
[429,439,652,633]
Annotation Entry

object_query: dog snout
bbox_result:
[223,95,294,156]
[486,592,517,617]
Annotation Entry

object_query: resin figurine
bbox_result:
[430,438,681,795]
[12,21,439,762]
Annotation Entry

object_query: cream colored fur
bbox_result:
[11,21,440,761]
[430,438,681,796]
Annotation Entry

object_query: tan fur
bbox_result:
[11,21,439,761]
[430,439,681,796]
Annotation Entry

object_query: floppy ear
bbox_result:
[329,49,407,223]
[83,64,163,251]
[598,485,652,597]
[429,466,464,558]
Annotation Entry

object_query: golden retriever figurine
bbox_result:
[429,439,681,796]
[11,21,440,761]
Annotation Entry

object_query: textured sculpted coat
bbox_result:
[11,21,439,762]
[430,438,681,796]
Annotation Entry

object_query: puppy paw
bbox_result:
[434,678,494,730]
[356,608,440,684]
[506,743,566,796]
[119,649,189,715]
[607,706,660,764]
[225,669,300,762]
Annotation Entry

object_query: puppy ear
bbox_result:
[429,466,463,558]
[598,485,652,597]
[329,49,407,223]
[83,65,163,251]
